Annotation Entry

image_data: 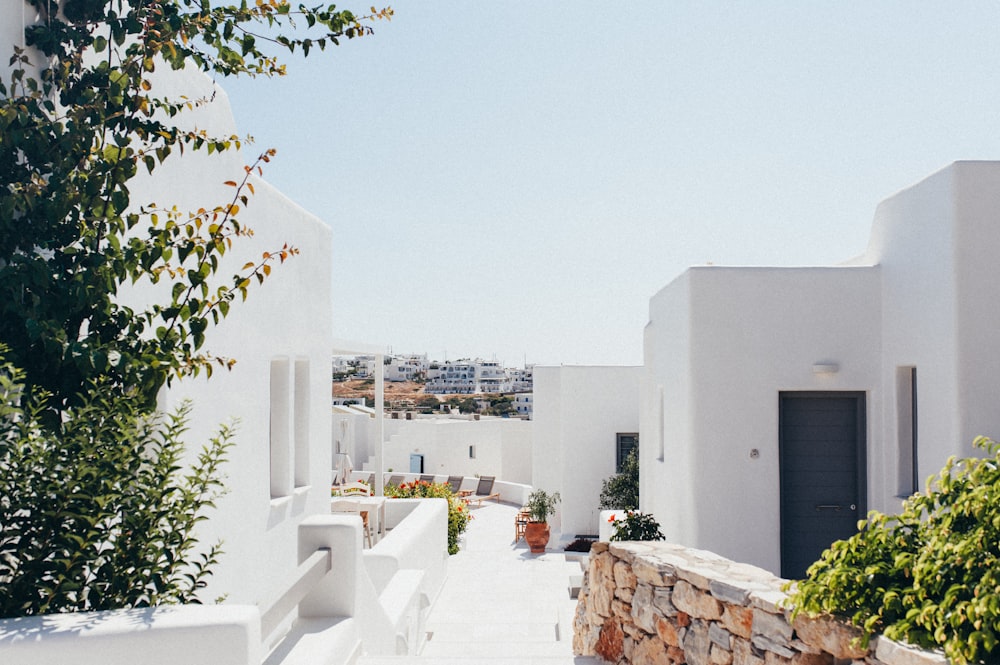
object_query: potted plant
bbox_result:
[524,488,561,553]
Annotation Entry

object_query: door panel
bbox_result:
[779,393,866,579]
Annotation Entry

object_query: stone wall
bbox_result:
[573,541,949,665]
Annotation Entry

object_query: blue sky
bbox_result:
[222,2,1000,367]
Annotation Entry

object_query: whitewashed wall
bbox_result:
[115,64,335,606]
[376,418,532,484]
[532,366,642,540]
[644,267,880,572]
[0,10,335,607]
[642,161,1000,575]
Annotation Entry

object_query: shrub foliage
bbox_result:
[599,446,639,510]
[0,363,234,617]
[608,510,664,542]
[384,480,471,555]
[788,436,1000,664]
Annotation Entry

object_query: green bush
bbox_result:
[0,364,233,617]
[788,436,1000,664]
[384,480,471,555]
[608,510,664,542]
[599,447,639,510]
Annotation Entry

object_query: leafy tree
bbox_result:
[599,446,639,510]
[0,0,390,615]
[0,0,391,414]
[485,394,516,416]
[461,397,480,414]
[0,360,234,617]
[788,436,1000,665]
[414,394,440,413]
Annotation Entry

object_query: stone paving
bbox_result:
[360,501,598,665]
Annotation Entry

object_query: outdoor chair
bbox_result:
[419,474,436,484]
[384,474,404,489]
[447,475,466,495]
[335,481,372,497]
[331,500,373,548]
[467,475,500,505]
[514,507,531,542]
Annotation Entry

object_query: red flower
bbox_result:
[608,513,616,523]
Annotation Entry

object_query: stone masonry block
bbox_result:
[752,634,795,659]
[733,637,765,665]
[656,616,681,647]
[711,579,753,606]
[752,608,793,644]
[653,586,677,616]
[711,643,736,665]
[673,580,723,620]
[709,621,734,650]
[595,617,624,664]
[614,559,638,590]
[632,635,669,665]
[631,583,658,633]
[791,614,867,660]
[722,604,754,639]
[683,619,712,665]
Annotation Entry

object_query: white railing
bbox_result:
[258,548,332,639]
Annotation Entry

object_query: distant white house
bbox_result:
[425,358,514,394]
[641,161,1000,578]
[385,354,429,382]
[513,392,534,418]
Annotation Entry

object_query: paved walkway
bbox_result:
[360,501,598,665]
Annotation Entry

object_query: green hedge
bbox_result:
[788,436,1000,664]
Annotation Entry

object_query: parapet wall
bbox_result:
[572,541,948,665]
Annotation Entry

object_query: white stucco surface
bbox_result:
[532,365,642,540]
[642,161,1000,574]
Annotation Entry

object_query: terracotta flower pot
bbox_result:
[525,521,550,553]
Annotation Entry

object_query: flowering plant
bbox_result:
[608,510,665,542]
[385,480,471,554]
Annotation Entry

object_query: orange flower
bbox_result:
[608,513,616,523]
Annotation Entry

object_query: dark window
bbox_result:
[616,433,638,472]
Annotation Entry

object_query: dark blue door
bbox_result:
[779,393,866,579]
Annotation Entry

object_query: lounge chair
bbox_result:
[384,474,404,489]
[419,474,436,484]
[467,475,500,505]
[447,475,465,494]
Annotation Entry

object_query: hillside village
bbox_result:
[332,355,534,417]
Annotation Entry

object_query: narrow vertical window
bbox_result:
[657,385,665,462]
[616,433,638,473]
[270,357,292,498]
[896,366,918,496]
[294,358,310,488]
[469,445,476,459]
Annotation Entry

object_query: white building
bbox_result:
[641,161,1000,578]
[513,392,534,418]
[384,354,428,382]
[532,366,642,542]
[333,410,533,485]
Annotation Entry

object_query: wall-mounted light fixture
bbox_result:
[812,362,840,374]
